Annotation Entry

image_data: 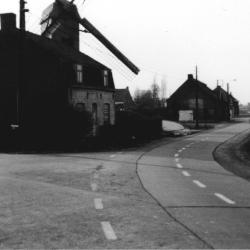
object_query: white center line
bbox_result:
[182,147,186,150]
[101,222,117,240]
[193,180,207,188]
[176,163,183,169]
[182,171,191,177]
[110,154,116,158]
[94,198,104,210]
[178,149,182,153]
[174,153,179,157]
[214,193,236,205]
[91,183,98,191]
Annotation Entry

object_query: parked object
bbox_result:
[162,120,191,136]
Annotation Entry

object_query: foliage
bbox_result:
[99,111,162,145]
[20,105,93,149]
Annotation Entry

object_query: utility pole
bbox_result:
[195,66,199,128]
[18,0,28,127]
[195,65,198,80]
[227,83,230,121]
[20,0,29,31]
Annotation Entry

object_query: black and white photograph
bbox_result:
[0,0,249,248]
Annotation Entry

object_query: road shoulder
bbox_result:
[213,128,250,181]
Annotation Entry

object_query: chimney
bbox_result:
[188,74,193,80]
[0,13,16,31]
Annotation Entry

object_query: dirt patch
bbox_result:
[12,170,93,191]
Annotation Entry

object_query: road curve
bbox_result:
[137,121,250,249]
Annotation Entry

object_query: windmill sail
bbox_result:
[80,18,139,75]
[41,0,139,74]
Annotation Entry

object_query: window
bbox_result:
[103,70,109,87]
[76,64,83,84]
[103,103,110,125]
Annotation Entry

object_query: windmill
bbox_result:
[40,0,140,75]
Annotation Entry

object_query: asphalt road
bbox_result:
[0,120,249,248]
[138,121,250,249]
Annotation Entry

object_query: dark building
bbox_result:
[0,12,116,137]
[114,87,135,111]
[213,85,239,118]
[167,74,229,122]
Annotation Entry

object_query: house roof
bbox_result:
[168,74,218,101]
[25,31,110,70]
[0,26,111,71]
[214,86,238,103]
[115,87,134,105]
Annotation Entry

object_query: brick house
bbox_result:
[0,12,116,136]
[114,87,135,112]
[167,74,229,122]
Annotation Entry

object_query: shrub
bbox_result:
[19,105,93,149]
[114,111,162,141]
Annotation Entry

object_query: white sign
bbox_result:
[179,110,193,122]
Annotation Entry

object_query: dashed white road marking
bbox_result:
[174,153,179,157]
[101,222,117,240]
[182,171,191,177]
[178,149,182,153]
[110,154,116,158]
[176,163,183,169]
[175,158,179,162]
[91,183,98,191]
[193,180,207,188]
[94,198,104,210]
[182,147,186,150]
[214,193,235,205]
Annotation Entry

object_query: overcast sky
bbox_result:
[1,0,250,104]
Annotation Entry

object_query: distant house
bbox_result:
[114,87,135,111]
[213,86,239,118]
[167,74,229,122]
